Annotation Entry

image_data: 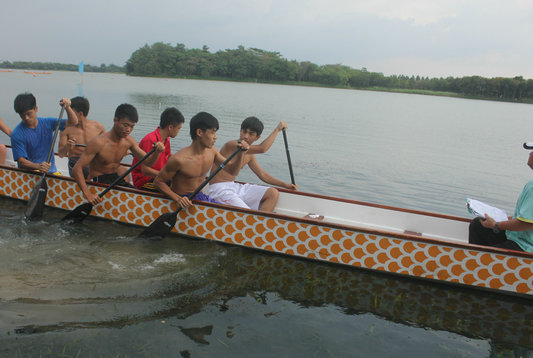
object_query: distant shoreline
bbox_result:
[2,65,531,105]
[127,72,533,105]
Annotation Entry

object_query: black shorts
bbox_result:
[92,173,135,188]
[68,157,89,178]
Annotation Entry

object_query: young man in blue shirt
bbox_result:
[11,93,78,174]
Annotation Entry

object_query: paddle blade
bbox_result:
[61,202,94,223]
[25,177,48,220]
[138,211,178,239]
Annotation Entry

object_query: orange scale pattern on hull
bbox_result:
[165,203,533,295]
[0,167,532,296]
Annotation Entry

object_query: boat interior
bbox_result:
[3,147,470,244]
[275,191,470,244]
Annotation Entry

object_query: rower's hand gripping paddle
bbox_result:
[139,147,243,239]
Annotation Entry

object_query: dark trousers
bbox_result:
[468,217,523,251]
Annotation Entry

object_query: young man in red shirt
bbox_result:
[132,107,184,191]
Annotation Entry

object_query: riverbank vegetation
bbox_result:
[3,42,533,103]
[125,43,533,103]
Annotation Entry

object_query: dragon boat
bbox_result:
[0,146,531,298]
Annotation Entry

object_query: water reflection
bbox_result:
[2,196,531,355]
[6,251,531,355]
[220,249,533,348]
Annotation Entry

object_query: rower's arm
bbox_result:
[58,131,69,158]
[73,142,101,204]
[0,117,12,137]
[154,157,179,200]
[215,142,243,176]
[138,137,162,178]
[97,122,106,135]
[247,121,287,155]
[154,156,192,208]
[60,98,78,127]
[17,157,43,171]
[130,139,164,168]
[248,157,298,190]
[217,142,248,174]
[140,164,160,178]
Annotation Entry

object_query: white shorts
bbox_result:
[208,182,269,210]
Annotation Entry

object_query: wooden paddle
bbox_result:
[139,147,243,239]
[62,147,157,222]
[282,128,296,185]
[25,107,65,220]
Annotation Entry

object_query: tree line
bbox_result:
[125,42,533,103]
[0,61,124,73]
[2,43,533,103]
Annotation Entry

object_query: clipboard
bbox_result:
[466,198,508,222]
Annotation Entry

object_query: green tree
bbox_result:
[121,41,533,102]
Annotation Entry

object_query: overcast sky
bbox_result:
[2,0,533,79]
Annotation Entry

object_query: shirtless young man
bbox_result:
[58,96,105,177]
[154,112,249,209]
[72,103,164,205]
[208,117,298,212]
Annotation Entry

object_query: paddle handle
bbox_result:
[282,129,295,185]
[98,147,157,197]
[45,106,65,165]
[172,147,243,214]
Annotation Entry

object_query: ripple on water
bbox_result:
[154,253,187,265]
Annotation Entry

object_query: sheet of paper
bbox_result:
[466,198,508,222]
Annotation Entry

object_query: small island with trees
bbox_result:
[2,42,532,103]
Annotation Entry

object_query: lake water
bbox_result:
[0,71,532,357]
